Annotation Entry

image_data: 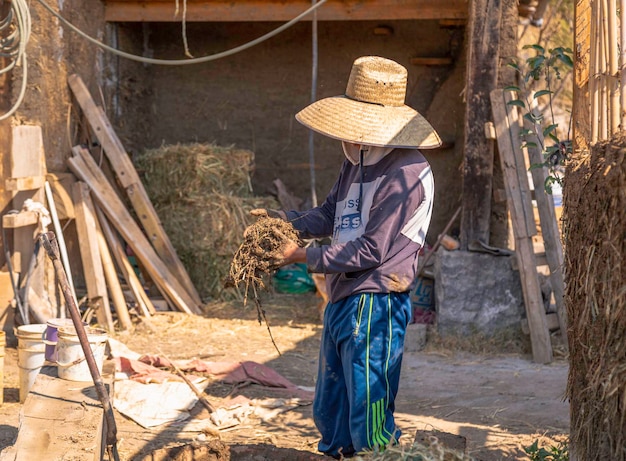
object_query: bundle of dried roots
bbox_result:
[225,215,301,352]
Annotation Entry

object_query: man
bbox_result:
[260,56,440,458]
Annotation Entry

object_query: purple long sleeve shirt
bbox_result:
[285,148,434,303]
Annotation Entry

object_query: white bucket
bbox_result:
[56,326,108,382]
[16,324,48,403]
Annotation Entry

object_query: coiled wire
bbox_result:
[0,0,31,120]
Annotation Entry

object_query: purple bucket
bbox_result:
[44,319,84,362]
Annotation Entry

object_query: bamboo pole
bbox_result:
[599,0,608,140]
[607,0,619,134]
[44,181,75,316]
[591,0,599,142]
[621,0,626,129]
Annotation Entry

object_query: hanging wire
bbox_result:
[35,0,327,66]
[308,0,319,208]
[0,0,31,120]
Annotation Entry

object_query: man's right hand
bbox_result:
[250,208,286,220]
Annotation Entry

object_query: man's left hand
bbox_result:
[277,240,307,266]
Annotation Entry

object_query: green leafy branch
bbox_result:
[505,44,574,193]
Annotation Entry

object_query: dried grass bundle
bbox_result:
[564,134,626,461]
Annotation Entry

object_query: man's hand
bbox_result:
[277,240,307,267]
[250,208,287,220]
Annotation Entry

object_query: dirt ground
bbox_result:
[0,292,569,460]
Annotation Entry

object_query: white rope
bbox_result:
[35,0,328,66]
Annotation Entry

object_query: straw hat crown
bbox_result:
[296,56,441,149]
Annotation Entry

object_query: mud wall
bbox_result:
[111,20,467,244]
[0,0,107,277]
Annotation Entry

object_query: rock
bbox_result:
[434,248,525,337]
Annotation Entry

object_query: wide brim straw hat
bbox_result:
[296,56,442,149]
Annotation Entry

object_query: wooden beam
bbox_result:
[68,146,202,315]
[67,74,202,307]
[73,182,115,332]
[2,211,39,229]
[459,0,502,249]
[104,0,469,22]
[409,57,454,66]
[5,176,45,192]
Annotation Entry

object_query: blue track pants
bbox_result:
[313,292,412,457]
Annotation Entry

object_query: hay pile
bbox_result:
[563,134,626,461]
[135,143,279,301]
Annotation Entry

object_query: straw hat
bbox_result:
[296,56,442,149]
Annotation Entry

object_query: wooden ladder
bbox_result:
[490,89,568,364]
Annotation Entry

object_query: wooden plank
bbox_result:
[2,211,39,229]
[10,126,46,180]
[459,0,502,249]
[490,89,552,364]
[409,57,454,66]
[4,176,45,192]
[68,147,201,315]
[525,112,568,349]
[12,365,111,461]
[104,0,469,22]
[67,74,202,307]
[73,182,115,332]
[8,126,46,297]
[95,205,156,317]
[45,173,76,220]
[489,91,534,237]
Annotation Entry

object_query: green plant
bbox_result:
[506,44,574,193]
[524,439,569,461]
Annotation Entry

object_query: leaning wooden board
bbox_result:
[67,74,202,307]
[73,182,115,331]
[490,88,552,364]
[68,146,202,315]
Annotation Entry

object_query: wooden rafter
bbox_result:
[104,0,469,22]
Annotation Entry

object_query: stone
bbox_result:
[434,248,525,336]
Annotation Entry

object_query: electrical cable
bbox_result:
[0,0,31,120]
[35,0,327,66]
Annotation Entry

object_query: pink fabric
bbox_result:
[115,356,314,399]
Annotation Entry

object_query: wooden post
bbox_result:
[72,182,115,332]
[460,0,503,249]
